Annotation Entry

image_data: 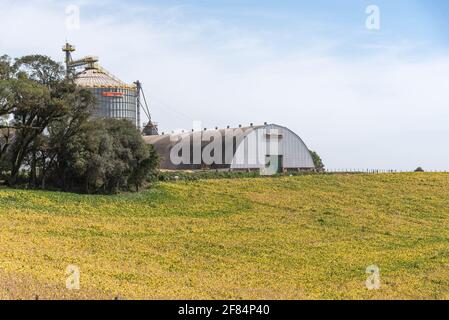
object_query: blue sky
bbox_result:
[125,0,449,50]
[77,0,449,51]
[1,0,448,170]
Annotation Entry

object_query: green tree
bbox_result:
[0,55,94,185]
[107,121,159,191]
[0,55,14,80]
[42,82,95,189]
[309,150,325,172]
[65,120,114,193]
[0,56,15,119]
[14,55,64,86]
[58,119,158,194]
[104,119,159,193]
[6,78,58,183]
[0,55,67,184]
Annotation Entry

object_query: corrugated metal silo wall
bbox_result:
[89,87,138,127]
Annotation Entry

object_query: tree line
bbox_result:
[0,54,158,193]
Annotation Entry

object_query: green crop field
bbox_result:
[0,173,448,300]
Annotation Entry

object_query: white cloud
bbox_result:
[1,0,448,170]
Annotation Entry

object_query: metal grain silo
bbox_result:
[75,67,138,126]
[63,43,139,128]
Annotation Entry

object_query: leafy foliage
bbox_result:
[57,119,158,193]
[309,150,325,172]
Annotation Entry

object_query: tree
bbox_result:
[14,55,64,86]
[129,144,159,190]
[0,127,11,177]
[102,119,158,193]
[5,78,66,184]
[0,56,15,118]
[0,126,12,171]
[310,150,325,172]
[0,55,94,185]
[64,119,114,193]
[0,55,67,184]
[55,119,158,194]
[42,82,95,189]
[108,122,159,192]
[0,55,14,80]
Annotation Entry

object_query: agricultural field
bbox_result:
[0,173,449,300]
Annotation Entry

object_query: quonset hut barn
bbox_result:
[143,124,315,173]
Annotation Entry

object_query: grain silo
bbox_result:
[62,43,143,129]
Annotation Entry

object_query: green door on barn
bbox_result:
[265,155,283,174]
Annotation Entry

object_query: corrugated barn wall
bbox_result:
[144,124,315,172]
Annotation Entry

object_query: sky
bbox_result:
[0,0,448,170]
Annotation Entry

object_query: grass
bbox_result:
[0,173,449,299]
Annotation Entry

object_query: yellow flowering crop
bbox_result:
[0,173,448,299]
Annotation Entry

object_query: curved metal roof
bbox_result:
[143,124,315,170]
[75,66,135,89]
